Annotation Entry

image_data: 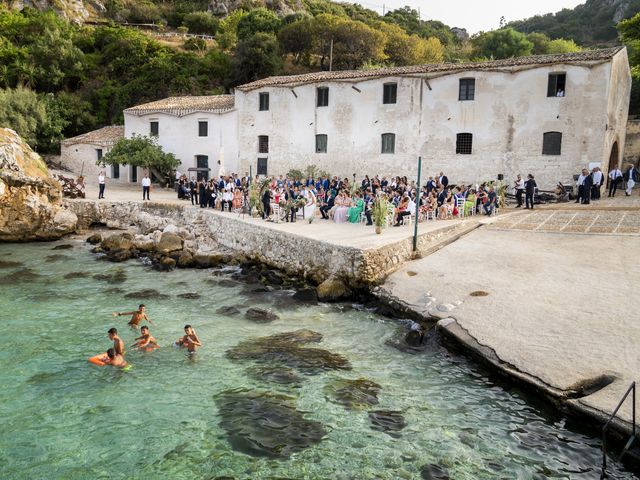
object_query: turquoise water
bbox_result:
[0,240,636,480]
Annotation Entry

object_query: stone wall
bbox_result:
[66,199,477,285]
[624,116,640,165]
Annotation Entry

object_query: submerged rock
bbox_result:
[154,256,176,271]
[0,128,77,241]
[0,259,22,269]
[63,271,90,279]
[215,389,326,458]
[317,277,352,302]
[226,329,351,374]
[368,410,406,437]
[0,267,41,284]
[177,292,201,300]
[45,254,68,263]
[246,365,303,386]
[245,307,279,323]
[52,244,73,250]
[420,464,450,480]
[324,378,382,410]
[93,269,127,284]
[124,289,170,300]
[216,306,240,316]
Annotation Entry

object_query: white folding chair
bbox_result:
[456,198,465,218]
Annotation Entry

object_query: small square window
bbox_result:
[547,73,566,97]
[459,79,475,101]
[381,133,395,154]
[96,148,103,160]
[257,158,268,175]
[316,134,327,153]
[383,83,397,104]
[258,135,269,154]
[542,132,562,155]
[456,133,473,154]
[259,92,269,111]
[198,121,208,137]
[317,87,329,107]
[150,121,159,136]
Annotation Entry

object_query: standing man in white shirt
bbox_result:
[608,166,623,197]
[624,164,639,196]
[142,173,151,201]
[514,174,525,208]
[591,167,604,200]
[98,170,106,199]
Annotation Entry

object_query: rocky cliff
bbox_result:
[0,128,77,241]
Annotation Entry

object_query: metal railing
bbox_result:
[601,381,636,479]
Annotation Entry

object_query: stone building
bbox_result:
[123,95,238,181]
[60,126,123,180]
[235,47,631,189]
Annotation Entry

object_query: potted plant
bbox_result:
[371,196,389,234]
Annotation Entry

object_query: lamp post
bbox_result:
[412,156,422,252]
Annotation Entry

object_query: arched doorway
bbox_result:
[609,141,619,171]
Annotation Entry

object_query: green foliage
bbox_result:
[618,14,640,114]
[216,10,247,51]
[101,134,179,180]
[279,18,314,64]
[371,196,389,228]
[236,8,281,41]
[304,164,329,179]
[183,37,207,52]
[182,11,219,35]
[232,32,282,85]
[472,28,533,60]
[526,32,550,55]
[546,38,581,54]
[286,168,304,180]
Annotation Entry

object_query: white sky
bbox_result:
[357,0,586,34]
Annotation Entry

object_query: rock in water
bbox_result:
[216,306,240,316]
[0,128,77,241]
[156,232,183,254]
[317,277,352,302]
[292,288,318,304]
[420,464,450,480]
[86,233,102,245]
[245,307,279,323]
[368,410,406,437]
[215,389,326,458]
[324,378,382,410]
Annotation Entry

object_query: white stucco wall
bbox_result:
[60,142,122,181]
[236,54,629,189]
[604,48,632,171]
[124,110,239,179]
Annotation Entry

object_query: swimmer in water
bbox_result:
[105,348,128,368]
[107,327,125,356]
[175,325,201,354]
[132,325,157,349]
[112,304,153,329]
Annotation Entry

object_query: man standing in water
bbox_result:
[132,325,158,349]
[175,325,201,354]
[112,304,153,329]
[107,327,125,356]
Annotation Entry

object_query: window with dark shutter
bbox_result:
[383,83,397,104]
[456,133,473,154]
[149,121,159,136]
[112,164,120,179]
[257,158,268,175]
[542,132,562,155]
[316,134,327,153]
[547,73,566,97]
[198,121,208,137]
[96,149,103,161]
[259,92,269,111]
[258,135,269,153]
[459,79,475,101]
[381,133,395,154]
[317,87,329,107]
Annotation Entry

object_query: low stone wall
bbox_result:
[66,199,477,285]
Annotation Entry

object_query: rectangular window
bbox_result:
[542,132,562,155]
[547,73,566,97]
[257,158,268,175]
[383,83,397,104]
[96,148,103,161]
[198,121,208,137]
[150,121,159,136]
[317,87,329,107]
[315,134,328,153]
[381,133,395,154]
[459,78,475,101]
[258,135,269,154]
[259,92,269,111]
[456,133,473,154]
[130,165,138,182]
[195,155,209,180]
[112,164,120,179]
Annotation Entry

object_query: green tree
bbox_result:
[546,38,581,54]
[472,28,533,59]
[526,32,550,54]
[101,134,179,183]
[278,18,314,64]
[182,12,219,35]
[236,8,281,41]
[232,32,282,85]
[375,22,443,66]
[383,6,420,35]
[216,10,247,51]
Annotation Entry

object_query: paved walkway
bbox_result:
[378,227,640,425]
[488,210,640,234]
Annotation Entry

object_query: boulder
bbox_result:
[317,277,352,302]
[193,252,225,268]
[156,232,183,254]
[101,232,134,252]
[292,288,318,304]
[155,256,176,271]
[133,234,155,252]
[0,128,78,241]
[106,249,132,262]
[177,251,195,268]
[86,233,102,245]
[245,307,279,323]
[260,270,284,286]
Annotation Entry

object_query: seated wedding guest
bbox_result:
[394,193,410,226]
[232,187,243,210]
[221,187,233,212]
[438,190,452,220]
[347,192,364,223]
[320,190,335,219]
[333,191,350,223]
[464,189,477,216]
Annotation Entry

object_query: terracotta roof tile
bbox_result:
[124,95,235,116]
[237,47,624,91]
[62,126,124,146]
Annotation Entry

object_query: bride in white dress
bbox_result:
[303,187,317,219]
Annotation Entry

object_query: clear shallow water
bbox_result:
[0,241,636,480]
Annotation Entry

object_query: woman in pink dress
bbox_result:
[333,191,350,223]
